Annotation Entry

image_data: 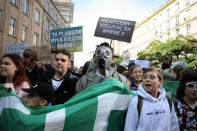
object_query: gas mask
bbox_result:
[94,46,112,69]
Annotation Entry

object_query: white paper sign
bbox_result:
[129,60,151,68]
[172,61,186,67]
[6,43,29,57]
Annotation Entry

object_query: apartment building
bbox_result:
[40,0,67,46]
[53,0,74,27]
[114,0,197,60]
[0,0,67,56]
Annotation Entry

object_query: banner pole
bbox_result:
[110,39,113,48]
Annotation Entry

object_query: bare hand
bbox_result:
[4,83,16,93]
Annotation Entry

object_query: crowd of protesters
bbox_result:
[0,42,197,131]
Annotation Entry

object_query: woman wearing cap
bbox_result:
[128,65,143,91]
[0,54,31,101]
[174,71,197,130]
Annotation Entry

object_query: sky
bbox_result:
[71,0,169,67]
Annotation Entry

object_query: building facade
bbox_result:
[0,0,67,56]
[53,0,74,27]
[114,0,197,60]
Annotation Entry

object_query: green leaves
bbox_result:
[137,35,197,68]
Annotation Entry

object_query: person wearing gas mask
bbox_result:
[76,42,129,93]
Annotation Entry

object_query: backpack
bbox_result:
[137,95,172,123]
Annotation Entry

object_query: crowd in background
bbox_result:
[0,42,197,131]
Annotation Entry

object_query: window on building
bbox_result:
[154,18,156,26]
[175,15,179,26]
[186,24,191,35]
[46,18,50,32]
[167,32,170,38]
[176,28,180,35]
[160,25,162,34]
[0,10,2,31]
[167,20,170,30]
[21,25,27,41]
[35,9,40,23]
[185,0,190,6]
[160,13,163,23]
[175,2,179,11]
[167,9,170,17]
[10,0,18,6]
[34,33,39,46]
[9,17,16,36]
[24,0,29,15]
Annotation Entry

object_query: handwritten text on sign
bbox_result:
[94,17,136,43]
[6,43,29,57]
[50,26,83,52]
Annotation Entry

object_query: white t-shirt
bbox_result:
[52,78,64,91]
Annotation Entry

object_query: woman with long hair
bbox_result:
[175,71,197,130]
[128,65,143,91]
[0,54,31,100]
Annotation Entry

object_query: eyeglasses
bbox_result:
[95,49,111,58]
[30,58,39,62]
[185,83,197,88]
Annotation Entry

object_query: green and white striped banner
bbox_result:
[0,79,135,131]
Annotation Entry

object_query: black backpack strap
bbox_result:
[173,98,179,112]
[137,95,143,126]
[166,95,172,113]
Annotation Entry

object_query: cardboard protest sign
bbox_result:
[50,26,83,52]
[31,46,51,62]
[129,60,151,68]
[6,43,29,57]
[94,17,136,43]
[172,61,186,67]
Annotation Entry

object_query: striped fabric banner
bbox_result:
[0,79,135,131]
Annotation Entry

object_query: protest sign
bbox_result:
[172,61,186,67]
[129,60,151,68]
[6,43,29,57]
[50,26,83,52]
[94,17,136,43]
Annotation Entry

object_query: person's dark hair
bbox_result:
[176,71,197,100]
[81,61,90,76]
[143,66,163,81]
[161,62,170,70]
[23,48,38,58]
[44,64,54,77]
[117,65,127,74]
[2,54,31,88]
[96,42,111,49]
[55,49,71,61]
[172,65,184,81]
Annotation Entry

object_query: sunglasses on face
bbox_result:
[185,83,197,88]
[30,58,39,62]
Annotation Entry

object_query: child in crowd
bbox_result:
[22,82,55,108]
[3,82,54,108]
[124,66,179,131]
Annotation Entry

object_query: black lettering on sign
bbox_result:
[94,17,136,43]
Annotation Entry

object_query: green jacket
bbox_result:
[76,61,129,93]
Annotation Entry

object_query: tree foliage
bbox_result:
[137,35,197,68]
[113,56,123,65]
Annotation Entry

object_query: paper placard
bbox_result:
[6,43,29,57]
[129,60,151,68]
[94,17,136,43]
